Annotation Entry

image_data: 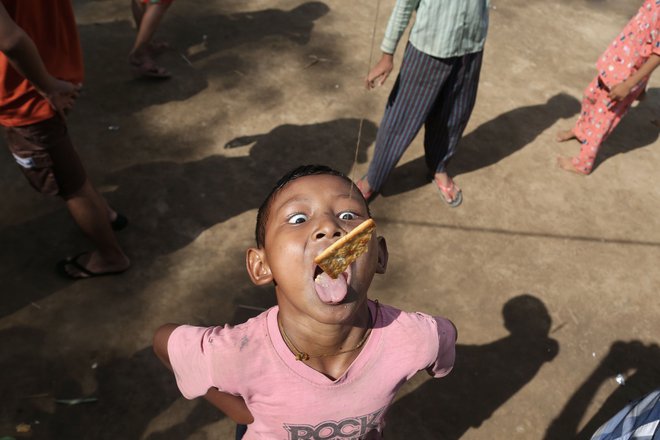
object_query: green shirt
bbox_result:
[381,0,490,58]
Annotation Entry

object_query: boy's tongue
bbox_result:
[314,271,348,304]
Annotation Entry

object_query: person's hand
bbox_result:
[37,78,81,119]
[608,80,633,102]
[365,53,394,90]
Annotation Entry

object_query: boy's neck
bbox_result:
[277,300,375,380]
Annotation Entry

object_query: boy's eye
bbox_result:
[338,211,358,221]
[287,213,308,224]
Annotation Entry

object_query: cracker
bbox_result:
[314,218,376,279]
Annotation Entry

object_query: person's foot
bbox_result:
[356,177,374,201]
[556,129,577,142]
[557,156,586,175]
[129,54,171,79]
[434,173,462,207]
[57,251,130,280]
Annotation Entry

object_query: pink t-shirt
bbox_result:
[168,300,456,439]
[596,0,660,88]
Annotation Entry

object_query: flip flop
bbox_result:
[111,213,129,231]
[56,252,129,280]
[130,59,171,79]
[435,178,463,208]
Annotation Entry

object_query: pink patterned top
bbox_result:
[596,0,660,88]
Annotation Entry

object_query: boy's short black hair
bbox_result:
[255,164,369,248]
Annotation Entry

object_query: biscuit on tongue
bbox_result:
[314,271,348,304]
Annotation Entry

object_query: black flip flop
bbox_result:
[56,252,128,280]
[111,213,129,231]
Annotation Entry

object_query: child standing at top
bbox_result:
[357,0,490,207]
[557,0,660,174]
[153,165,457,439]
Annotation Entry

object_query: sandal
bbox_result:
[434,177,463,208]
[56,252,129,280]
[130,58,171,79]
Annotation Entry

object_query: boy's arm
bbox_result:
[365,0,419,89]
[0,3,80,117]
[609,53,660,101]
[152,324,254,424]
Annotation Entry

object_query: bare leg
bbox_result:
[62,179,130,277]
[131,0,145,28]
[556,128,577,142]
[129,1,172,76]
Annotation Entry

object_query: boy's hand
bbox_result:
[608,80,632,102]
[365,53,394,90]
[37,79,81,119]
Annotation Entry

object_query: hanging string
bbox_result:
[349,0,382,200]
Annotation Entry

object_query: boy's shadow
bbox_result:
[0,118,376,317]
[544,340,660,440]
[0,327,217,438]
[386,294,559,439]
[176,2,331,63]
[592,87,660,172]
[106,118,374,259]
[76,2,330,113]
[381,93,580,196]
[49,347,221,439]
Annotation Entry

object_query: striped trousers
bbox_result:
[366,44,483,191]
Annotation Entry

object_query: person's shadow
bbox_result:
[544,341,660,440]
[0,118,376,317]
[174,2,331,63]
[0,327,220,439]
[380,93,581,197]
[385,294,559,439]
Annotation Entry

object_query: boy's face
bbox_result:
[247,174,387,324]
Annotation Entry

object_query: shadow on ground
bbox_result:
[544,340,660,440]
[386,294,558,439]
[0,118,375,318]
[380,93,581,197]
[0,326,223,439]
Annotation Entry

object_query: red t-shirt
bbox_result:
[0,0,84,126]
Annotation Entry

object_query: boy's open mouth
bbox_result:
[313,264,349,305]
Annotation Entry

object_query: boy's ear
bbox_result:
[375,236,388,274]
[246,247,273,285]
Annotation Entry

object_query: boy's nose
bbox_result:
[313,216,346,241]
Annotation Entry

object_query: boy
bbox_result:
[357,0,489,207]
[153,164,457,438]
[0,0,130,278]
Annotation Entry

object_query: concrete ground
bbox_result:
[1,0,659,438]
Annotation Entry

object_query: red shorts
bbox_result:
[6,115,87,197]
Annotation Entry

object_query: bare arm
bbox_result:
[365,53,394,89]
[152,324,254,424]
[609,53,660,101]
[0,3,80,117]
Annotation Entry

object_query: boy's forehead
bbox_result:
[274,174,353,202]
